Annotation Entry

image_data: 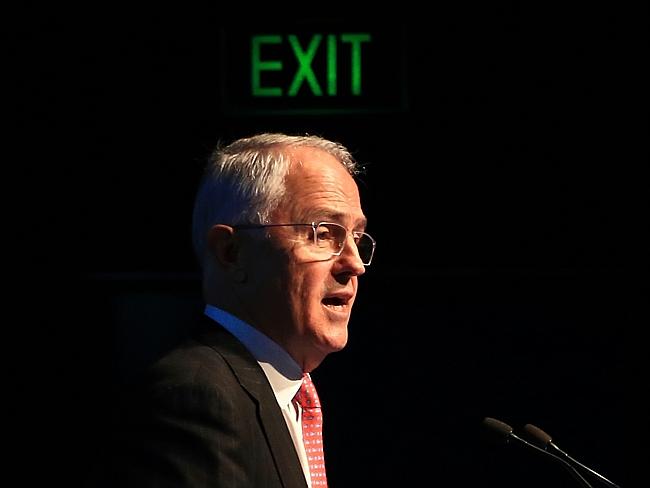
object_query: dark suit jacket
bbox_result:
[94,319,309,488]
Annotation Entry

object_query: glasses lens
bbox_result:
[314,222,375,265]
[355,233,375,265]
[314,223,346,253]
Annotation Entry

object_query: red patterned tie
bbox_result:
[294,373,328,487]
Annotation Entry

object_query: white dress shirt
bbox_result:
[204,305,313,487]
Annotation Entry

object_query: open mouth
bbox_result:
[322,296,348,311]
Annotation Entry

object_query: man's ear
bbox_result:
[206,224,240,271]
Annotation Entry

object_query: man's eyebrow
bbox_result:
[352,217,368,229]
[309,210,367,228]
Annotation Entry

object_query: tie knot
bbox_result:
[294,374,321,409]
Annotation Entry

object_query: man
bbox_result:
[96,133,376,487]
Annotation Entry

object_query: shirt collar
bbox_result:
[204,304,303,406]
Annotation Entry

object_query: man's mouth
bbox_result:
[322,291,354,312]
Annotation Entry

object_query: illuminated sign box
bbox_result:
[219,23,408,115]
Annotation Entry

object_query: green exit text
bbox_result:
[251,33,372,97]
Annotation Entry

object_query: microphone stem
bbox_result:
[549,443,621,488]
[510,433,595,488]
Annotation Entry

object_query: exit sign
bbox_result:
[219,23,408,115]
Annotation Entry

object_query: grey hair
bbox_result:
[191,132,360,264]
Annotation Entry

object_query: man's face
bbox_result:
[241,147,367,371]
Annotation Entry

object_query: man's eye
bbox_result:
[316,227,334,240]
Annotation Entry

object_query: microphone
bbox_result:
[482,417,594,488]
[523,423,621,488]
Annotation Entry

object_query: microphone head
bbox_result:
[482,417,514,441]
[523,423,553,447]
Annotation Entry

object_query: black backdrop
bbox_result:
[12,6,633,487]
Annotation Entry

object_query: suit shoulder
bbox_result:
[145,336,234,388]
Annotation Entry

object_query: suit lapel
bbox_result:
[196,321,309,488]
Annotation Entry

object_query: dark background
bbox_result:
[12,5,636,487]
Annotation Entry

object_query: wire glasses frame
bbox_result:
[233,221,376,266]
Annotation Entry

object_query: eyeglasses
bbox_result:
[233,221,376,266]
